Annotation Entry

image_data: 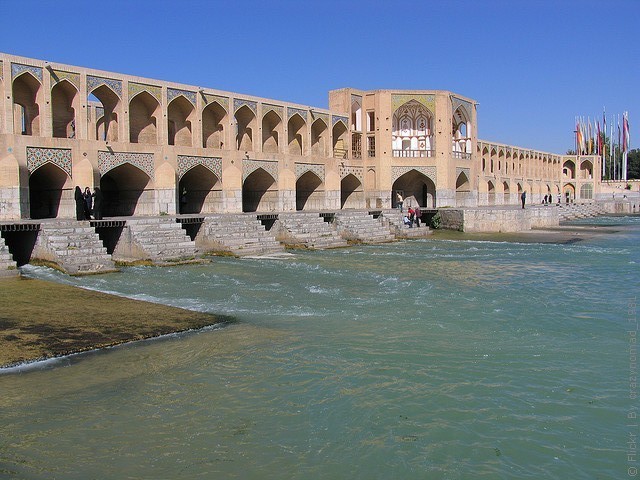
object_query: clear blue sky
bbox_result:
[1,0,637,154]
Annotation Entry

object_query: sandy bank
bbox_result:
[0,276,228,368]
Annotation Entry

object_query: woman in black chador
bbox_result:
[93,187,103,220]
[74,186,85,220]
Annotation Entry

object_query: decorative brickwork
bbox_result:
[98,151,154,178]
[456,167,470,178]
[177,155,222,180]
[26,147,72,177]
[87,75,123,98]
[452,96,473,120]
[312,112,330,127]
[129,82,162,103]
[50,69,80,90]
[11,63,43,83]
[392,165,437,184]
[295,163,324,181]
[233,98,257,115]
[339,165,364,182]
[168,88,197,106]
[392,94,436,115]
[287,107,308,122]
[262,104,284,119]
[242,159,278,182]
[332,115,348,127]
[203,93,229,112]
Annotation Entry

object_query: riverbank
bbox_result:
[0,276,228,368]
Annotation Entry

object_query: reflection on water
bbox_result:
[1,217,638,479]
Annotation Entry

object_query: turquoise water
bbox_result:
[1,217,639,479]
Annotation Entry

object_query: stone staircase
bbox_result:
[33,222,117,275]
[558,203,608,222]
[117,217,197,263]
[335,211,396,244]
[276,213,348,249]
[0,235,18,277]
[380,209,432,238]
[197,214,285,257]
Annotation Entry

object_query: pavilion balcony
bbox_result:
[393,149,434,158]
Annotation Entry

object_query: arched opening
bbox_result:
[580,160,593,179]
[262,110,282,154]
[12,72,41,136]
[332,121,348,159]
[296,170,323,211]
[167,96,194,147]
[392,100,434,157]
[288,114,306,156]
[100,163,151,216]
[580,183,593,200]
[178,165,221,214]
[129,91,160,144]
[351,99,361,131]
[311,119,328,156]
[235,105,255,151]
[90,85,120,142]
[562,160,576,180]
[563,183,575,203]
[455,171,471,205]
[487,181,495,205]
[503,181,510,204]
[452,106,471,157]
[29,163,69,219]
[340,174,363,209]
[51,80,78,138]
[202,101,226,149]
[242,168,277,212]
[391,170,436,209]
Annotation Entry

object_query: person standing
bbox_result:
[521,191,527,209]
[408,207,415,228]
[414,206,422,228]
[93,187,103,220]
[396,192,404,213]
[74,186,86,220]
[83,187,93,219]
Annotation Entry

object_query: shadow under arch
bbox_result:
[243,168,277,212]
[29,163,69,219]
[392,169,436,208]
[100,163,151,216]
[296,170,323,211]
[341,173,363,209]
[178,164,221,214]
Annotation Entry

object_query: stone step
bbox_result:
[198,216,285,256]
[0,236,18,276]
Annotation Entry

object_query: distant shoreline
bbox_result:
[0,276,228,369]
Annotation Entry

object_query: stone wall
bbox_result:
[437,207,559,232]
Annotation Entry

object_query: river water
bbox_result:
[1,217,638,479]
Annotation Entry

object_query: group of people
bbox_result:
[396,193,422,228]
[541,193,561,206]
[74,186,103,221]
[403,206,422,228]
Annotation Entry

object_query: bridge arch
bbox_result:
[29,163,70,219]
[392,169,436,208]
[296,170,323,211]
[100,163,152,216]
[341,173,363,209]
[178,164,222,214]
[242,167,277,212]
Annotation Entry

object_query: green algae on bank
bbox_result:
[0,276,228,368]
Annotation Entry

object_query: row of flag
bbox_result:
[575,111,630,180]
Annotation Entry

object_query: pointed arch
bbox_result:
[262,109,282,154]
[311,118,328,156]
[296,170,323,211]
[242,167,277,212]
[391,169,436,208]
[129,90,160,144]
[29,162,70,219]
[100,162,152,216]
[452,105,471,157]
[179,164,222,214]
[288,113,306,156]
[167,95,194,147]
[392,100,434,157]
[12,71,42,136]
[51,79,79,138]
[90,84,121,142]
[235,104,255,151]
[340,173,363,209]
[202,101,226,149]
[332,121,348,159]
